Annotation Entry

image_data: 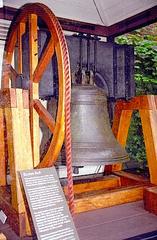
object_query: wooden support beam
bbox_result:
[115,95,156,111]
[2,26,17,89]
[114,171,150,187]
[0,108,6,186]
[1,6,157,38]
[0,186,27,237]
[105,95,157,180]
[108,6,157,38]
[33,38,54,83]
[33,99,55,133]
[140,110,157,185]
[74,185,145,213]
[155,96,157,107]
[17,22,25,74]
[29,14,40,167]
[4,89,33,235]
[144,186,157,215]
[105,109,132,173]
[64,176,121,195]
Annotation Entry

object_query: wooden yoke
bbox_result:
[105,95,157,185]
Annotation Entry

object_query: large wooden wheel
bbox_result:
[2,3,71,168]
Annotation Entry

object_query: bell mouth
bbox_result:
[71,142,129,166]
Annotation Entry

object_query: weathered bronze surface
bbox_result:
[71,84,129,166]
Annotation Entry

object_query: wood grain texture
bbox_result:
[64,176,121,195]
[33,99,55,133]
[0,108,6,186]
[115,95,156,111]
[4,89,33,235]
[105,109,132,173]
[29,14,40,167]
[0,186,27,237]
[17,22,25,74]
[74,185,145,213]
[2,3,67,169]
[105,95,157,175]
[33,38,55,83]
[140,110,157,185]
[114,171,150,187]
[144,187,157,215]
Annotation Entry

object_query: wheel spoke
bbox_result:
[2,63,18,82]
[33,37,55,83]
[9,65,18,80]
[17,22,25,74]
[29,13,40,167]
[2,29,17,88]
[33,99,55,133]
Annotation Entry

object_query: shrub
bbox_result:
[116,25,157,170]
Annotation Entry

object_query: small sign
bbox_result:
[0,210,7,224]
[20,167,79,240]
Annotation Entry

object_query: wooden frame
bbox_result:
[64,170,150,213]
[0,2,157,235]
[105,95,157,185]
[71,95,157,213]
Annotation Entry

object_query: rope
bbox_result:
[64,53,75,215]
[48,10,75,215]
[60,33,75,216]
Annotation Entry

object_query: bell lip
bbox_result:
[71,158,129,166]
[56,158,129,166]
[71,154,129,166]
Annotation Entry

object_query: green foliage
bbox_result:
[125,111,147,169]
[116,27,157,170]
[117,31,157,94]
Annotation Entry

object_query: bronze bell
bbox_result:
[71,84,129,166]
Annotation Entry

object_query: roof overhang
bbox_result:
[0,1,157,38]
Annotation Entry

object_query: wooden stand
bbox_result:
[70,95,157,213]
[0,89,33,237]
[67,171,150,213]
[0,89,157,234]
[105,95,157,185]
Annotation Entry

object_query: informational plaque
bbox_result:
[20,167,79,240]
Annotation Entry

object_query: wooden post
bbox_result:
[144,187,157,215]
[29,14,40,167]
[0,107,6,186]
[140,109,157,185]
[111,109,132,171]
[17,23,25,74]
[4,88,33,235]
[105,105,132,173]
